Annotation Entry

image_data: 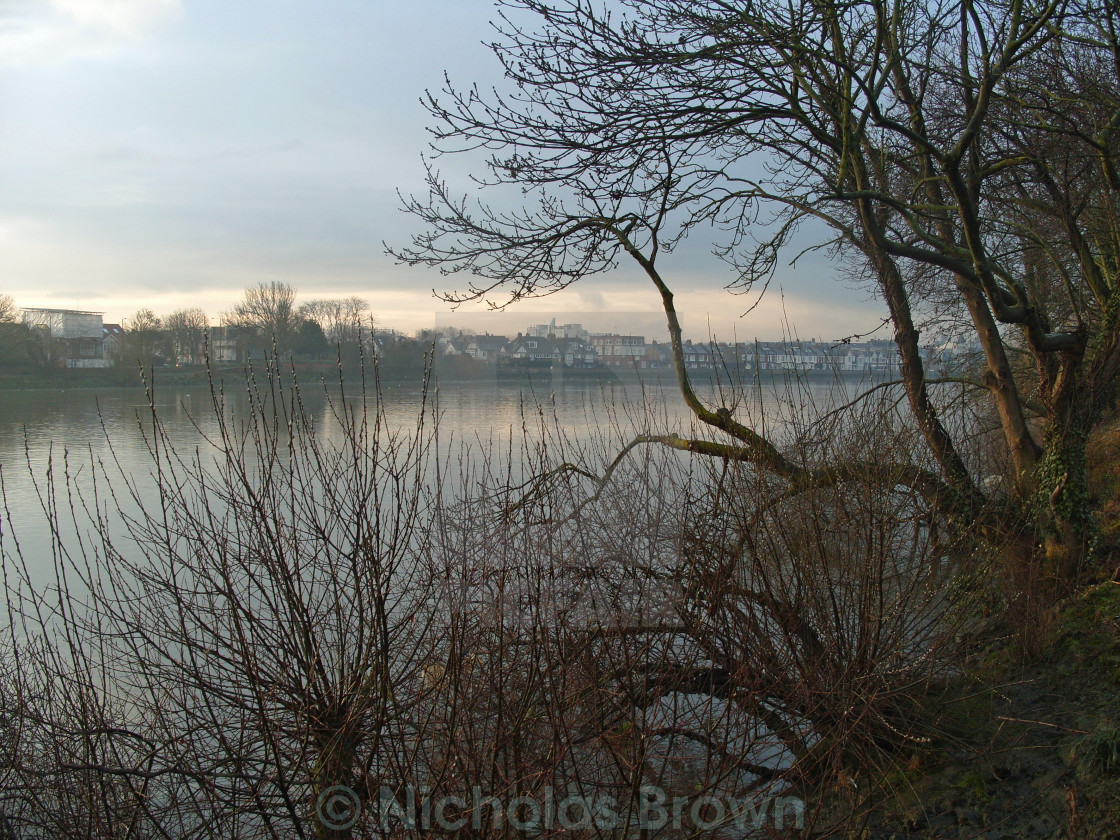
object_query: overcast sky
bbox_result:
[1,0,887,341]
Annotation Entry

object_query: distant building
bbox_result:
[503,334,559,362]
[589,334,647,368]
[503,334,597,367]
[208,325,252,363]
[719,338,901,373]
[555,336,597,368]
[441,335,468,357]
[527,319,589,341]
[21,308,109,368]
[682,340,715,370]
[643,341,673,368]
[102,323,125,363]
[464,334,508,362]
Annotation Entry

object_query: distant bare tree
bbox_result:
[0,295,33,371]
[0,295,16,324]
[229,281,300,356]
[298,297,372,341]
[298,297,374,369]
[123,307,165,365]
[164,307,209,365]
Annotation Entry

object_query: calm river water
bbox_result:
[0,370,870,592]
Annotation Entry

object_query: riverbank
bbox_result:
[0,362,899,392]
[811,415,1120,839]
[822,580,1120,840]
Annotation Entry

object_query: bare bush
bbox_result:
[0,363,983,837]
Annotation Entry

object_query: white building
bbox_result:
[21,308,109,368]
[527,319,589,341]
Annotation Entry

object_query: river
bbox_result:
[0,369,881,594]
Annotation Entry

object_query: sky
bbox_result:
[0,0,888,342]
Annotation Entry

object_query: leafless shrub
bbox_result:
[0,362,986,838]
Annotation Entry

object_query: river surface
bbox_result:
[0,370,880,592]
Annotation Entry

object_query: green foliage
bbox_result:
[1046,584,1120,691]
[1036,423,1093,529]
[956,769,991,804]
[1075,726,1120,776]
[1055,584,1120,637]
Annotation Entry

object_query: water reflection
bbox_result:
[0,371,868,592]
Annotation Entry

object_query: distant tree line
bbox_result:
[0,286,486,382]
[122,283,380,369]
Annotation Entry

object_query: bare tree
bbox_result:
[297,297,373,343]
[2,365,452,838]
[0,295,16,324]
[0,296,34,372]
[164,307,209,365]
[393,0,1120,583]
[298,297,374,371]
[229,281,300,356]
[123,307,165,366]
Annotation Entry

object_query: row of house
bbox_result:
[438,326,924,374]
[586,337,906,373]
[441,332,599,367]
